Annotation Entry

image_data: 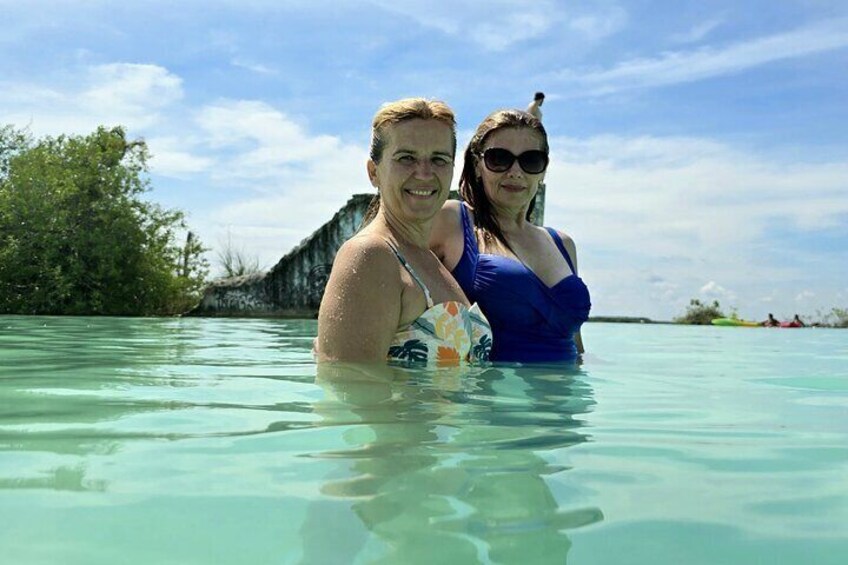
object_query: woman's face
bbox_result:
[477,127,546,213]
[367,119,454,224]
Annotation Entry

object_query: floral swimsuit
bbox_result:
[385,242,492,367]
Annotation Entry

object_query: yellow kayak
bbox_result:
[711,318,760,327]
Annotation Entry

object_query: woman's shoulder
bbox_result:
[442,199,468,213]
[334,234,401,277]
[551,228,576,247]
[541,226,578,258]
[434,199,465,226]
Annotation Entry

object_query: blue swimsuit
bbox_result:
[452,205,591,363]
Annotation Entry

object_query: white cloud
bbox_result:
[82,63,183,115]
[670,17,725,44]
[554,19,848,94]
[648,275,679,301]
[700,281,737,302]
[759,289,779,304]
[230,59,278,75]
[147,137,214,176]
[568,7,628,41]
[468,13,553,51]
[0,63,183,135]
[542,133,848,318]
[367,0,625,51]
[181,100,371,267]
[796,290,815,301]
[545,134,848,254]
[191,100,368,194]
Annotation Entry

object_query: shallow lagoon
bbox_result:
[1,316,846,564]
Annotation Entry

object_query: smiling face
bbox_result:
[477,127,547,213]
[367,118,455,223]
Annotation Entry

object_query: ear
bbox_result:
[366,160,378,188]
[531,168,546,194]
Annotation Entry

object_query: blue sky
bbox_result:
[2,0,847,321]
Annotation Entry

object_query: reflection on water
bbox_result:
[1,317,603,562]
[304,364,603,563]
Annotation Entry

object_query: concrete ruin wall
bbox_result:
[194,272,275,316]
[191,194,372,317]
[263,194,371,316]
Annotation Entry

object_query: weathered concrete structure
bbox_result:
[191,194,372,317]
[192,188,546,317]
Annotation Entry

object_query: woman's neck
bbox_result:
[374,209,431,249]
[493,204,531,235]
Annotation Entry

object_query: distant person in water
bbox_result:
[316,98,491,366]
[429,109,591,363]
[762,313,780,327]
[526,91,544,121]
[790,314,805,327]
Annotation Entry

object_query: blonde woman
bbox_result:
[316,98,490,366]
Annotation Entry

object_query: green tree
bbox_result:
[0,125,208,315]
[821,307,848,328]
[674,298,725,325]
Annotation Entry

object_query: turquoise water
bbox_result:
[1,316,846,564]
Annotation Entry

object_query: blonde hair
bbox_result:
[362,98,457,224]
[370,98,456,162]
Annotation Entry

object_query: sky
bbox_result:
[2,0,847,321]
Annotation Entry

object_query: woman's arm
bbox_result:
[316,237,402,363]
[574,331,585,356]
[315,361,409,384]
[557,230,585,355]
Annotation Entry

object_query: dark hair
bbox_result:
[534,91,545,101]
[361,98,456,225]
[459,109,549,254]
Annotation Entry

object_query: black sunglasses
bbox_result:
[480,148,549,174]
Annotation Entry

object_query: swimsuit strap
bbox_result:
[384,240,435,308]
[545,228,577,275]
[459,203,480,258]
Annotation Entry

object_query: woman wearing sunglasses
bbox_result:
[430,109,591,363]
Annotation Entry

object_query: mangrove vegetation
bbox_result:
[0,125,207,316]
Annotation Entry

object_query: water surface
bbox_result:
[1,316,846,564]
